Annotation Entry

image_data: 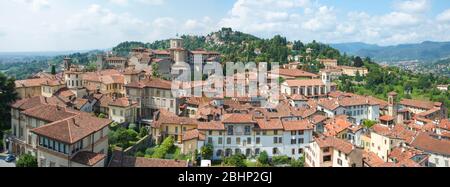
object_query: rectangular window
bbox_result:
[255,148,260,155]
[274,130,278,135]
[227,138,231,144]
[218,137,223,144]
[175,127,178,133]
[291,139,297,144]
[298,130,304,135]
[245,126,251,135]
[298,138,304,144]
[273,137,278,144]
[278,137,283,144]
[236,137,241,145]
[247,137,251,144]
[227,126,233,135]
[208,137,213,144]
[337,159,342,166]
[256,137,261,144]
[291,131,297,136]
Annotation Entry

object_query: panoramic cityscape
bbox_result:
[0,0,449,169]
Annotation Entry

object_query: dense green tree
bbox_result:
[16,154,38,167]
[109,127,139,149]
[0,72,18,131]
[152,136,175,159]
[51,65,56,75]
[354,56,364,67]
[200,144,214,160]
[290,156,305,167]
[257,151,269,166]
[224,153,247,167]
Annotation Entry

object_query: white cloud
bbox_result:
[109,0,164,6]
[13,0,50,11]
[393,0,430,14]
[437,9,450,23]
[379,12,421,27]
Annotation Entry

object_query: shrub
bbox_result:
[200,144,214,160]
[257,151,269,165]
[145,148,155,156]
[139,127,148,138]
[135,151,145,157]
[98,113,107,119]
[290,157,305,167]
[272,156,290,166]
[152,136,175,159]
[16,154,38,167]
[224,154,247,167]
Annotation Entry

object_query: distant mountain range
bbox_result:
[330,41,450,62]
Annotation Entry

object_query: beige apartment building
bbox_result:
[125,77,184,120]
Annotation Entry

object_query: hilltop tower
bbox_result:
[63,57,72,71]
[96,54,106,70]
[170,38,186,63]
[321,71,331,93]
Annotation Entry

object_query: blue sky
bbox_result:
[1,0,450,52]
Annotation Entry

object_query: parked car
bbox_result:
[5,154,15,162]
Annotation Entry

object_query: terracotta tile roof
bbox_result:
[152,109,197,128]
[310,115,327,124]
[255,118,284,130]
[109,151,188,167]
[438,119,450,131]
[372,124,417,143]
[315,136,354,154]
[41,79,65,86]
[31,114,112,144]
[324,117,352,136]
[185,97,212,106]
[388,147,426,167]
[11,96,58,111]
[282,119,314,131]
[126,78,172,90]
[319,96,375,111]
[182,129,205,141]
[152,50,170,55]
[55,88,76,99]
[290,94,308,101]
[380,115,395,121]
[97,94,114,108]
[416,107,441,117]
[71,151,106,166]
[73,98,89,109]
[109,97,137,108]
[411,132,450,156]
[15,78,50,88]
[22,105,79,122]
[274,68,319,78]
[222,113,255,124]
[284,79,325,87]
[123,68,145,75]
[400,99,441,110]
[362,151,387,167]
[198,121,225,130]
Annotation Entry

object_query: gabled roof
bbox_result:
[400,99,441,110]
[125,78,172,90]
[281,119,314,131]
[411,132,450,156]
[222,113,255,124]
[31,114,112,144]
